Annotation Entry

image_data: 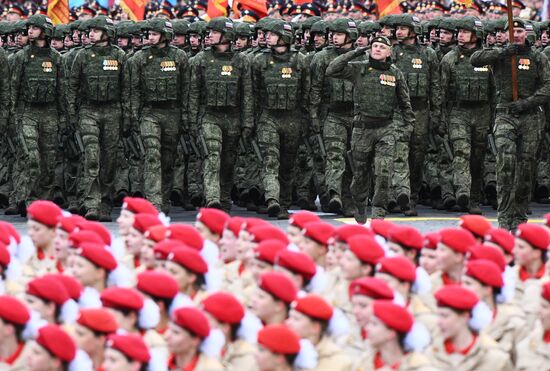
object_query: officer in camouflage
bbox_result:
[129,18,189,213]
[66,15,127,221]
[188,17,253,211]
[326,36,416,223]
[10,14,63,216]
[252,19,309,219]
[471,18,550,230]
[440,16,493,215]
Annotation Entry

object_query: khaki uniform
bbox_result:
[143,329,169,365]
[0,342,31,371]
[409,294,438,336]
[428,334,513,371]
[222,339,257,371]
[21,253,60,286]
[515,324,550,371]
[194,353,225,371]
[310,336,353,371]
[355,350,439,371]
[221,261,255,306]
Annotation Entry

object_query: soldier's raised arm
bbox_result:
[326,48,365,80]
[470,46,502,67]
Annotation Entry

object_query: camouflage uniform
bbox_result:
[129,19,189,213]
[188,18,253,211]
[471,18,550,230]
[66,16,127,221]
[251,20,309,218]
[9,15,63,214]
[0,45,10,208]
[326,40,416,222]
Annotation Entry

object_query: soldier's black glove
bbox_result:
[121,117,132,138]
[502,44,521,56]
[355,47,369,55]
[241,127,252,140]
[310,117,321,135]
[509,99,530,115]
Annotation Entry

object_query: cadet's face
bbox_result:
[70,255,101,287]
[299,237,325,262]
[255,345,280,371]
[126,227,144,255]
[286,310,313,339]
[437,307,469,339]
[24,294,53,322]
[116,209,135,237]
[74,323,103,355]
[54,228,70,261]
[251,289,278,321]
[439,29,453,44]
[165,323,197,354]
[419,248,438,275]
[27,343,60,371]
[514,239,539,267]
[219,229,238,262]
[27,220,55,250]
[148,30,162,45]
[340,249,363,281]
[462,275,486,301]
[513,27,527,44]
[103,348,132,371]
[27,25,43,40]
[369,42,391,61]
[539,299,550,330]
[366,315,395,349]
[140,239,156,268]
[435,243,462,272]
[351,295,373,328]
[250,258,273,282]
[286,225,303,246]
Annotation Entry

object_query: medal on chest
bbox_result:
[411,58,423,69]
[42,61,53,73]
[518,58,530,70]
[221,65,233,76]
[281,67,293,78]
[474,66,489,72]
[160,60,176,72]
[103,59,119,71]
[379,74,396,86]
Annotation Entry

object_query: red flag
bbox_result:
[375,0,401,17]
[233,0,268,19]
[120,0,147,21]
[48,0,69,24]
[207,0,228,19]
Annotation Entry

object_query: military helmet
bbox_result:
[395,14,422,35]
[358,21,381,36]
[493,17,507,31]
[234,22,254,38]
[206,17,235,41]
[378,14,399,28]
[145,17,174,41]
[78,19,92,32]
[26,14,54,38]
[438,17,457,32]
[310,20,328,36]
[263,19,294,45]
[455,16,483,38]
[539,20,550,32]
[254,16,273,32]
[483,20,496,35]
[52,24,69,40]
[301,16,321,31]
[86,16,116,39]
[172,19,189,35]
[69,20,82,32]
[12,20,28,35]
[426,17,441,31]
[115,20,134,38]
[329,18,358,41]
[188,20,207,36]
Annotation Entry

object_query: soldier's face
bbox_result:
[512,27,527,44]
[235,36,249,49]
[27,25,43,40]
[102,348,132,371]
[147,30,162,45]
[332,32,348,47]
[257,29,266,45]
[51,38,64,50]
[27,343,61,371]
[131,36,142,47]
[458,29,476,45]
[189,33,201,47]
[542,30,549,44]
[380,26,393,37]
[117,37,130,48]
[266,31,280,47]
[369,42,391,61]
[64,35,74,48]
[486,34,496,45]
[396,25,411,41]
[313,33,327,48]
[356,35,369,48]
[17,34,29,47]
[208,29,223,44]
[496,30,508,44]
[438,29,454,44]
[171,34,186,46]
[89,28,105,43]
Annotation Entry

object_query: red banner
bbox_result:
[233,0,268,19]
[376,0,401,17]
[207,0,228,19]
[120,0,147,21]
[47,0,69,24]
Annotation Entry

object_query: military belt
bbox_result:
[143,101,179,109]
[328,102,354,113]
[353,119,391,130]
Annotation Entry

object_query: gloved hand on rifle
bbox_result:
[242,126,253,141]
[509,99,530,115]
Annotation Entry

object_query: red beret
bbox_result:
[469,244,506,272]
[439,228,477,254]
[69,230,104,249]
[27,201,62,227]
[37,325,76,362]
[123,197,158,215]
[77,243,117,271]
[0,296,30,325]
[258,325,301,355]
[516,223,550,251]
[57,215,85,234]
[275,249,317,281]
[347,235,385,265]
[370,219,395,239]
[466,260,503,288]
[459,215,492,239]
[254,240,287,265]
[388,225,423,250]
[197,208,230,236]
[289,211,321,230]
[77,221,112,246]
[101,287,144,311]
[47,274,82,300]
[27,276,70,305]
[137,271,179,300]
[144,225,168,243]
[132,214,162,235]
[241,217,270,233]
[302,222,335,246]
[107,334,151,363]
[259,271,298,304]
[0,243,10,267]
[332,224,374,244]
[172,307,210,339]
[292,295,333,321]
[250,226,289,245]
[168,247,208,274]
[545,213,550,227]
[0,221,21,244]
[423,232,440,250]
[377,256,416,282]
[435,286,479,311]
[372,300,413,333]
[542,282,550,302]
[349,277,394,300]
[202,292,245,324]
[484,228,515,255]
[153,240,185,260]
[226,216,247,237]
[77,308,118,334]
[167,224,204,251]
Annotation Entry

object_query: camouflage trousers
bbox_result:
[324,110,353,204]
[392,104,429,205]
[494,107,543,230]
[200,109,241,209]
[350,121,395,218]
[15,105,59,203]
[78,103,121,213]
[448,104,491,204]
[257,109,303,208]
[114,141,143,196]
[140,105,181,212]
